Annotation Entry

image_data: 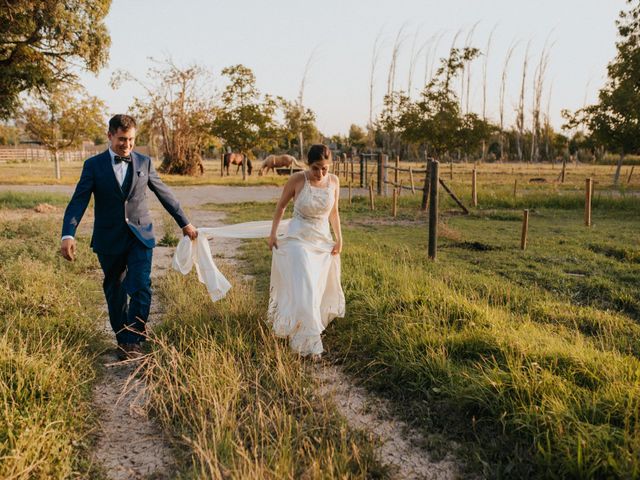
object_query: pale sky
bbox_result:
[79,0,627,136]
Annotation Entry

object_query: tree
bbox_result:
[0,0,111,119]
[21,85,105,179]
[113,60,215,176]
[210,65,279,157]
[384,48,485,159]
[278,97,320,154]
[565,1,640,184]
[0,124,21,145]
[348,124,367,151]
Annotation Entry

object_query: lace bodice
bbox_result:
[293,172,336,220]
[287,172,336,244]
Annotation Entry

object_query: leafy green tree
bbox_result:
[0,0,111,119]
[21,85,105,179]
[348,124,367,151]
[278,97,319,154]
[210,65,280,159]
[383,48,487,159]
[0,124,21,145]
[564,1,640,183]
[457,113,498,160]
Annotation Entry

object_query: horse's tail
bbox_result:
[292,156,305,168]
[246,155,252,175]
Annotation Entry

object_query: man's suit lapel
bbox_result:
[127,151,141,199]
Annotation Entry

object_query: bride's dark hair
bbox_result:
[307,144,332,164]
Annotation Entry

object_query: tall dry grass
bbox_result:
[0,210,104,478]
[144,264,384,479]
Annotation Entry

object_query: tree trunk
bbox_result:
[613,152,624,185]
[54,150,61,180]
[298,132,304,161]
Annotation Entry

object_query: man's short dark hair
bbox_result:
[108,114,136,134]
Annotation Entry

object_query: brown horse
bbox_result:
[259,154,304,175]
[223,152,252,175]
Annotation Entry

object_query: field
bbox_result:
[0,159,288,186]
[204,176,640,478]
[1,160,640,478]
[2,156,640,193]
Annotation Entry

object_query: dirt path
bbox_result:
[314,365,459,479]
[90,228,176,479]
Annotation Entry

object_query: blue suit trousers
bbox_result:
[97,233,152,344]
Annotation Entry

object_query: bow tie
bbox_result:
[114,155,131,164]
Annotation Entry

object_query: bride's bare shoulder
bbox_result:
[284,171,306,188]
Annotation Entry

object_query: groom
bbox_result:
[61,114,197,358]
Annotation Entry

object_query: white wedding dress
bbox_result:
[171,171,344,356]
[268,172,345,355]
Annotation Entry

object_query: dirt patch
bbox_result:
[34,202,57,213]
[92,349,176,479]
[448,240,500,251]
[313,364,460,480]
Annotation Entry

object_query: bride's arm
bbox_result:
[268,174,299,250]
[329,175,342,255]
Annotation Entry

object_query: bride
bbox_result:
[267,144,345,358]
[172,144,345,358]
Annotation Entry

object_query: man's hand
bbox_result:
[61,238,77,261]
[182,223,198,240]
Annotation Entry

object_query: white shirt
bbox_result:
[61,148,130,241]
[109,147,130,187]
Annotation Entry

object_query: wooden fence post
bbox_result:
[377,153,385,196]
[398,180,403,196]
[472,166,478,207]
[585,178,592,227]
[561,158,566,183]
[421,161,430,211]
[513,179,518,200]
[409,167,416,194]
[369,179,375,210]
[364,154,369,187]
[521,209,529,250]
[348,181,352,205]
[395,155,400,186]
[359,155,364,188]
[350,156,355,184]
[450,160,453,180]
[428,160,439,260]
[392,187,398,217]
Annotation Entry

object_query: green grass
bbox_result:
[0,191,70,209]
[0,209,105,478]
[209,186,640,478]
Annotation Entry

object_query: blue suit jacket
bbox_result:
[61,150,190,254]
